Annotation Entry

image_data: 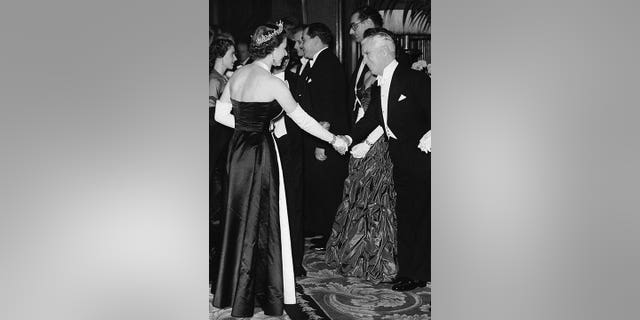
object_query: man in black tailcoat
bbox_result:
[347,30,431,291]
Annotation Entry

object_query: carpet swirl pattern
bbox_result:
[210,241,430,319]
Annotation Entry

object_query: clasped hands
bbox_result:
[319,121,350,156]
[331,135,350,155]
[315,136,349,161]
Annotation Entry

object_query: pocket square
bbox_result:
[307,78,312,83]
[398,94,407,101]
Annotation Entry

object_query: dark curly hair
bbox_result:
[210,38,234,73]
[249,24,287,60]
[211,38,235,59]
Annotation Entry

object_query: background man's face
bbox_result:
[237,43,249,62]
[349,13,374,43]
[293,30,304,57]
[301,28,319,59]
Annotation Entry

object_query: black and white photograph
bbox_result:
[7,1,640,320]
[209,0,431,318]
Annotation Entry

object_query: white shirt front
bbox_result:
[377,60,399,139]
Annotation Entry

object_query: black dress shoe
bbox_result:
[309,237,326,246]
[392,279,427,291]
[309,239,327,251]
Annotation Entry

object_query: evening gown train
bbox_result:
[213,99,295,317]
[325,85,398,284]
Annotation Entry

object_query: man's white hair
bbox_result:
[363,31,396,57]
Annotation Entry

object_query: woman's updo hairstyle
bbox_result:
[249,21,287,60]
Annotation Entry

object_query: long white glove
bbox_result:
[286,104,334,143]
[351,126,384,158]
[287,104,349,154]
[214,100,235,128]
[272,116,287,138]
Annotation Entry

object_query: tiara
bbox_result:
[255,21,284,45]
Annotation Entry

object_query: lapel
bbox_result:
[296,61,310,89]
[351,56,363,88]
[294,61,311,109]
[298,61,310,81]
[298,60,308,76]
[369,83,385,128]
[308,48,327,81]
[355,58,369,90]
[387,66,405,127]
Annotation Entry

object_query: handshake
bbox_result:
[319,121,351,155]
[330,135,351,155]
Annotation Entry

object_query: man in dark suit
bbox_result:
[348,6,384,127]
[299,23,349,250]
[288,25,309,100]
[347,30,431,291]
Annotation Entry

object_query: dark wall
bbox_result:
[343,0,362,74]
[211,0,272,43]
[211,0,301,44]
[211,0,365,73]
[271,0,302,26]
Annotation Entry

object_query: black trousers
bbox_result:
[302,138,348,244]
[389,140,430,282]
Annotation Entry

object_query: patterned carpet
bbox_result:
[210,241,430,320]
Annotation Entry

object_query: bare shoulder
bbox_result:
[268,73,288,88]
[265,75,290,97]
[227,66,255,91]
[227,65,287,101]
[227,65,249,83]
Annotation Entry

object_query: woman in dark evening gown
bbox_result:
[212,22,349,318]
[325,75,398,284]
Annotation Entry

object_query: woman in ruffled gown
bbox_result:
[212,22,349,318]
[325,71,398,284]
